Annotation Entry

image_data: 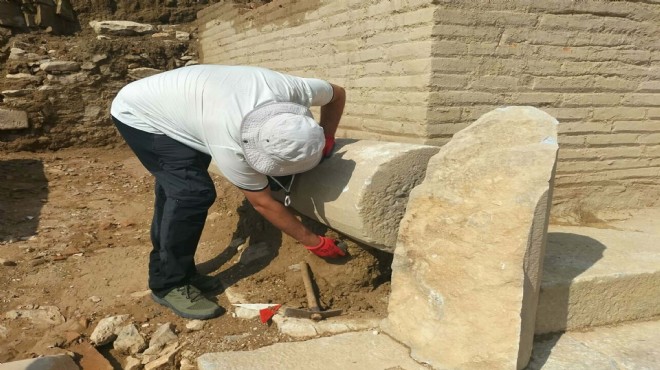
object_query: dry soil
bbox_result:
[0,145,392,365]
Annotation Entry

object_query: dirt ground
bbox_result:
[0,145,392,366]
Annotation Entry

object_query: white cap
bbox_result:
[240,102,324,176]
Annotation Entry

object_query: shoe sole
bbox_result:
[151,293,222,320]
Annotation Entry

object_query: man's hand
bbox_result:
[322,135,335,158]
[305,236,346,258]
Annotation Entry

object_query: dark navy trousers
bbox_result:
[113,117,216,297]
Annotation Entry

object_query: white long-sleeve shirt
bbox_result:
[111,65,333,190]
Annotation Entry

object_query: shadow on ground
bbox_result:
[526,232,606,369]
[0,159,48,241]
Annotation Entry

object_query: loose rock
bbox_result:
[114,323,147,354]
[144,322,178,355]
[90,314,130,346]
[40,61,81,73]
[5,305,66,327]
[144,343,181,370]
[89,20,155,36]
[185,320,205,331]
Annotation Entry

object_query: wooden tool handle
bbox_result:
[300,261,319,311]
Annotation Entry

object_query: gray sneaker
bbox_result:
[190,273,223,293]
[151,285,223,320]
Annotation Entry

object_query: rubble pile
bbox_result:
[0,0,226,151]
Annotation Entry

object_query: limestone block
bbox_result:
[283,140,439,252]
[384,106,559,370]
[40,60,80,73]
[0,109,28,130]
[89,20,155,36]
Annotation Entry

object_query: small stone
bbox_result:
[185,320,205,331]
[144,322,178,355]
[152,32,170,38]
[114,324,147,355]
[40,61,80,73]
[175,31,190,41]
[144,343,181,370]
[9,47,26,60]
[5,305,65,327]
[184,60,199,66]
[90,314,130,346]
[92,54,108,63]
[90,296,102,303]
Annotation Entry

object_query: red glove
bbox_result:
[305,236,346,258]
[322,135,335,158]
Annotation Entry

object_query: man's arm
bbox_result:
[319,83,345,138]
[240,187,320,247]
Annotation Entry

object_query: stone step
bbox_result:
[537,210,660,334]
[195,320,660,370]
[528,319,660,370]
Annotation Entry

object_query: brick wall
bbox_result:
[198,0,660,218]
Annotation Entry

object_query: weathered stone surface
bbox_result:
[90,314,129,346]
[0,354,78,370]
[175,31,190,40]
[384,106,559,370]
[40,61,80,73]
[89,20,155,36]
[114,323,147,354]
[46,72,88,85]
[197,331,427,370]
[268,140,439,252]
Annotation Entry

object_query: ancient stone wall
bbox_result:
[197,0,660,219]
[0,1,213,151]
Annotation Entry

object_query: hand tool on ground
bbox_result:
[283,261,343,320]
